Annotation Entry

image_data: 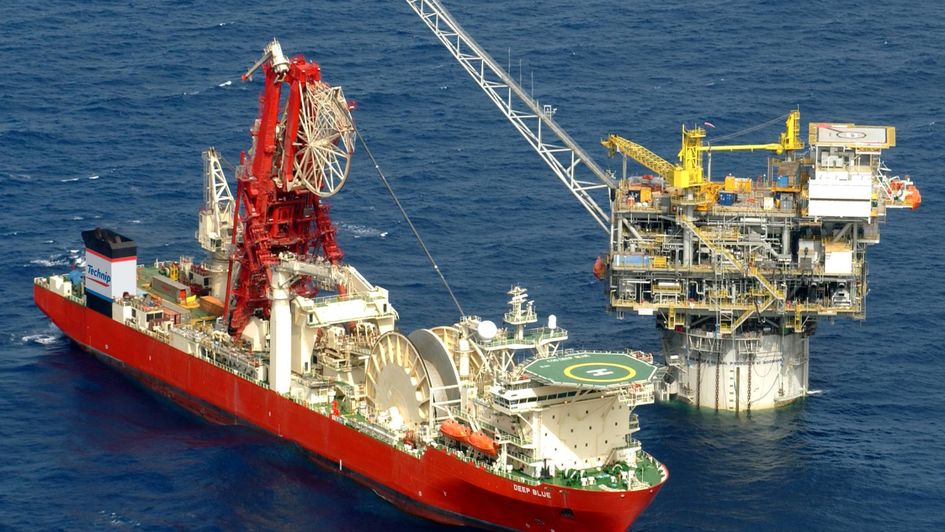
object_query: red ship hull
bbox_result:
[35,284,665,531]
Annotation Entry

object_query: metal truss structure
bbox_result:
[407,0,615,231]
[225,40,355,335]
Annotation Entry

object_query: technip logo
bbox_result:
[86,265,111,287]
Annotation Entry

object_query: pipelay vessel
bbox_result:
[33,41,665,530]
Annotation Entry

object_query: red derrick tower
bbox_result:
[224,40,356,335]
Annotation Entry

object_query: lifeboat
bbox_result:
[467,430,498,457]
[593,256,606,280]
[907,184,922,209]
[439,419,472,443]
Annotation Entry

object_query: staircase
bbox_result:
[676,215,783,302]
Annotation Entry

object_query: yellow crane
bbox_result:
[601,110,804,191]
[601,126,707,189]
[700,109,803,155]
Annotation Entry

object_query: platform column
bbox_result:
[661,327,809,411]
[269,269,292,394]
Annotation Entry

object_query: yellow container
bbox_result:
[640,186,653,203]
[737,178,752,193]
[651,256,667,268]
[724,175,736,192]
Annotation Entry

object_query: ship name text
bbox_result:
[513,483,552,499]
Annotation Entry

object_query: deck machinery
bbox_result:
[408,0,922,411]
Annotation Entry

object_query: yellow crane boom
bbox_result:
[601,134,676,179]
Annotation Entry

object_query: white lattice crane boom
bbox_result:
[407,0,614,232]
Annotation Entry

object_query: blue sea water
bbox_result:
[1,0,944,529]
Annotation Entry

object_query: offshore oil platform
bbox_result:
[408,0,922,411]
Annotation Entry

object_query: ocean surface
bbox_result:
[2,0,943,530]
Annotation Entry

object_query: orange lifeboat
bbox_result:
[593,256,606,280]
[907,184,922,210]
[439,419,472,443]
[466,431,498,457]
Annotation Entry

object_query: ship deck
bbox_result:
[137,265,215,321]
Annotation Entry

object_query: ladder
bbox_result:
[407,0,614,231]
[731,295,776,331]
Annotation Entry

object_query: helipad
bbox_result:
[523,352,656,389]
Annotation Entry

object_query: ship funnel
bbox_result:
[80,228,137,317]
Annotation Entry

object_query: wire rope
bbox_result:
[709,113,790,143]
[357,131,466,318]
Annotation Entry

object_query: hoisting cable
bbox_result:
[357,131,466,318]
[709,113,790,143]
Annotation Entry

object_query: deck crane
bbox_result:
[223,38,356,336]
[601,110,804,190]
[195,148,236,299]
[407,1,921,412]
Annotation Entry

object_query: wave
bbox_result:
[96,510,141,528]
[20,333,61,346]
[30,257,70,267]
[339,223,389,239]
[5,172,32,182]
[185,78,238,97]
[61,173,100,182]
[29,249,82,268]
[19,324,63,346]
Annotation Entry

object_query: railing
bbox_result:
[34,276,88,306]
[503,308,537,324]
[484,326,568,348]
[308,292,370,307]
[506,449,536,464]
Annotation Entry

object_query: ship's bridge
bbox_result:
[522,351,656,390]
